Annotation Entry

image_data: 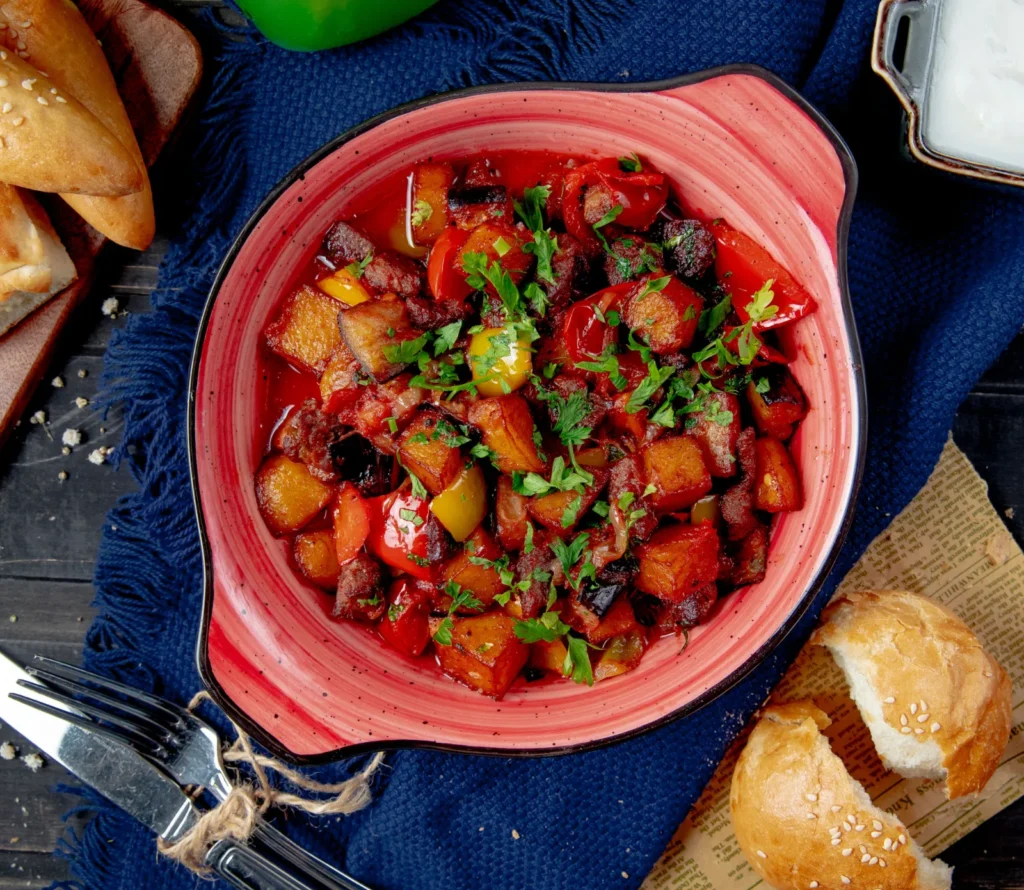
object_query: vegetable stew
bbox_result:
[255,150,814,699]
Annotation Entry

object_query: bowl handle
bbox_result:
[871,0,934,113]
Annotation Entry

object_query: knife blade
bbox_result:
[0,649,322,890]
[0,649,198,840]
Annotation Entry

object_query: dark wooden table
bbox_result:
[0,4,1022,886]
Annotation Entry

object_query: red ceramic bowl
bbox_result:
[190,65,865,763]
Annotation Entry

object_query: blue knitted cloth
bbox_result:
[64,1,1024,888]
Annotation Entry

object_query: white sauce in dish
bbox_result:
[923,0,1024,174]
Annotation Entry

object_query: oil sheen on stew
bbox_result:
[255,150,815,699]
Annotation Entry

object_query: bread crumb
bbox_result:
[61,428,82,447]
[511,829,520,840]
[1007,507,1016,519]
[29,410,45,425]
[51,376,64,388]
[985,531,1014,567]
[621,872,629,879]
[0,742,15,760]
[61,445,71,455]
[88,446,113,466]
[77,369,87,378]
[101,297,119,317]
[57,470,68,481]
[7,615,15,623]
[21,753,43,772]
[74,397,89,409]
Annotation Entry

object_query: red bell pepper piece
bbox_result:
[562,282,633,365]
[366,490,436,581]
[378,578,433,657]
[427,226,472,302]
[711,221,817,330]
[333,483,371,566]
[563,159,668,252]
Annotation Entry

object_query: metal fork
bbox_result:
[12,657,374,890]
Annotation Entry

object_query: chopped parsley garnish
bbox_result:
[493,235,512,257]
[692,280,777,373]
[399,508,424,527]
[410,200,433,227]
[433,419,471,447]
[626,360,675,414]
[433,320,462,355]
[432,582,485,647]
[385,416,398,434]
[698,293,732,337]
[345,253,373,279]
[515,610,572,643]
[524,281,550,317]
[514,184,549,232]
[561,494,584,528]
[357,593,382,608]
[469,442,500,467]
[593,203,623,250]
[523,520,535,554]
[574,348,627,390]
[382,333,431,364]
[754,375,771,394]
[632,274,672,303]
[512,456,592,498]
[462,251,524,319]
[406,469,428,500]
[387,602,405,622]
[514,186,559,285]
[618,153,642,173]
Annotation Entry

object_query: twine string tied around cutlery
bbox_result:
[157,691,384,873]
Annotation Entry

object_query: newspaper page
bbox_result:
[644,439,1024,890]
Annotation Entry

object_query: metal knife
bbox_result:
[0,650,319,890]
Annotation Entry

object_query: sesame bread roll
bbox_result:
[0,0,156,248]
[0,49,140,196]
[812,590,1012,799]
[730,702,953,890]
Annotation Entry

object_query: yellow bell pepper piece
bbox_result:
[466,326,532,396]
[317,267,371,306]
[429,463,487,542]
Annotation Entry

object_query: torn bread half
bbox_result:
[812,589,1011,799]
[0,184,76,336]
[3,0,156,248]
[730,701,953,890]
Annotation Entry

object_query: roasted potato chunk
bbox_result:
[410,162,454,245]
[496,474,530,550]
[747,366,807,441]
[585,595,640,645]
[624,276,702,354]
[467,394,544,474]
[635,523,720,603]
[338,298,424,382]
[293,528,340,589]
[640,436,712,512]
[255,454,333,536]
[755,436,803,512]
[264,285,343,375]
[431,612,528,699]
[527,468,609,534]
[397,408,464,495]
[440,529,506,609]
[529,638,569,674]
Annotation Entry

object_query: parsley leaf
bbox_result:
[433,321,462,356]
[382,333,430,364]
[514,610,572,643]
[563,635,595,686]
[618,153,642,173]
[574,348,628,391]
[698,293,732,337]
[755,375,771,394]
[433,581,485,646]
[745,279,778,324]
[524,229,558,284]
[626,360,675,414]
[561,495,583,529]
[632,274,672,303]
[512,456,593,498]
[524,281,549,317]
[513,185,550,233]
[593,204,624,250]
[550,532,591,578]
[462,252,523,319]
[410,200,433,227]
[345,253,373,279]
[406,470,428,500]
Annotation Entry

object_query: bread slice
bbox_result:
[813,590,1012,799]
[0,185,75,336]
[731,702,953,890]
[3,0,156,248]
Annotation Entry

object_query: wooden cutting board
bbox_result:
[0,0,202,447]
